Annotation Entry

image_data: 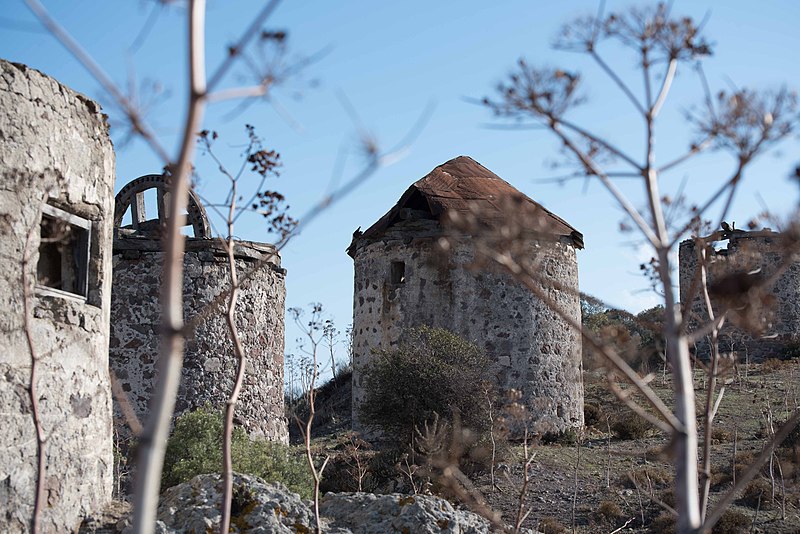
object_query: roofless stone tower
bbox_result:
[348,156,584,434]
[109,174,289,444]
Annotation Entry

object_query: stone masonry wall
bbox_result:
[0,60,115,532]
[110,238,288,443]
[351,220,583,434]
[679,230,800,361]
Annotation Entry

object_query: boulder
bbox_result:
[86,473,525,533]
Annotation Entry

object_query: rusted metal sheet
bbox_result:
[350,156,583,254]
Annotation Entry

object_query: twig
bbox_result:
[703,410,800,532]
[626,472,677,516]
[110,371,143,436]
[571,432,582,533]
[219,180,248,533]
[131,2,207,532]
[698,242,724,521]
[24,0,170,162]
[609,517,635,534]
[514,426,536,533]
[21,202,47,534]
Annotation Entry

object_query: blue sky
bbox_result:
[3,1,798,370]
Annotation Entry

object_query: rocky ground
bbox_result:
[299,362,800,533]
[81,473,522,533]
[87,360,800,533]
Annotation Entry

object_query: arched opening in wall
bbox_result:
[37,204,91,300]
[390,261,405,285]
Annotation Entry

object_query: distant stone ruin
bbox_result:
[0,59,114,533]
[679,227,800,361]
[109,173,289,444]
[348,156,585,434]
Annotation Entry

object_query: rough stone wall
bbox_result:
[0,60,114,532]
[351,219,583,434]
[110,239,288,443]
[679,230,800,361]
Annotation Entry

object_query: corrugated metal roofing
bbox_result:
[350,156,583,253]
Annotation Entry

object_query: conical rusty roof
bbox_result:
[349,156,583,254]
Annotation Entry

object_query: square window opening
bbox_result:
[390,261,405,285]
[37,204,91,300]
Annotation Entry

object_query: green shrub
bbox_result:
[540,428,578,445]
[360,326,495,445]
[781,337,800,360]
[162,406,313,498]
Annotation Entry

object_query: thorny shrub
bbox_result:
[648,512,676,534]
[162,405,313,497]
[611,412,654,440]
[595,500,625,526]
[712,509,750,534]
[620,465,673,490]
[737,478,779,510]
[582,402,603,429]
[538,516,568,534]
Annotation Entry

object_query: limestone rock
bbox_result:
[102,473,527,533]
[320,491,495,533]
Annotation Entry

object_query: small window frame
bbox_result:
[390,261,406,285]
[36,204,92,302]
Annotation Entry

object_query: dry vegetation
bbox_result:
[305,357,800,533]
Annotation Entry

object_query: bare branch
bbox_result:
[132,2,207,532]
[591,50,647,117]
[652,58,677,117]
[110,371,143,436]
[207,0,282,91]
[484,249,682,432]
[219,186,248,534]
[667,162,745,249]
[658,137,713,174]
[551,123,659,246]
[24,0,170,163]
[703,410,800,532]
[207,83,271,103]
[21,201,47,534]
[557,117,643,170]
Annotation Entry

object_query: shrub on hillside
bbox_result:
[712,509,749,533]
[360,326,496,445]
[162,405,312,497]
[583,402,603,428]
[611,412,653,440]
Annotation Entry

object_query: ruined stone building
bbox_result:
[0,59,114,532]
[348,156,584,433]
[110,174,289,444]
[679,227,800,361]
[0,58,290,532]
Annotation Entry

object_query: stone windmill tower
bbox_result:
[348,156,584,434]
[109,174,289,444]
[679,226,800,361]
